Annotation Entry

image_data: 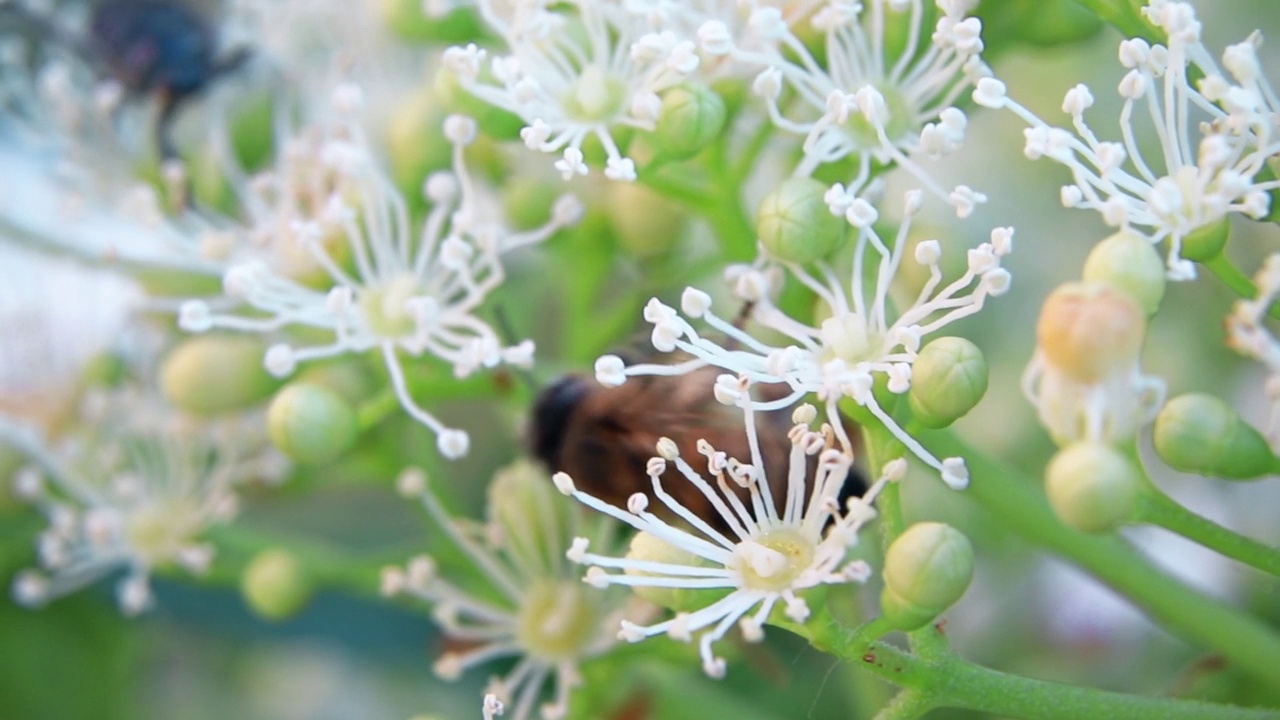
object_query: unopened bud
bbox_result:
[1179,218,1229,263]
[625,531,724,611]
[908,337,988,428]
[654,84,727,160]
[1037,282,1145,383]
[1044,441,1140,533]
[608,181,686,259]
[241,549,313,621]
[880,522,974,632]
[757,177,845,264]
[1153,393,1276,480]
[266,383,359,464]
[503,175,565,232]
[487,460,572,552]
[1082,230,1166,315]
[81,352,128,389]
[161,335,279,415]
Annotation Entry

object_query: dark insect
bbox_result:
[4,0,250,161]
[531,362,867,533]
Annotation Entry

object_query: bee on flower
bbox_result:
[597,189,1012,489]
[4,388,266,616]
[555,388,893,678]
[178,96,583,459]
[382,461,646,720]
[972,0,1280,280]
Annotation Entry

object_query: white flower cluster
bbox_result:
[179,92,582,458]
[973,0,1280,279]
[597,190,1012,489]
[556,394,894,678]
[3,390,265,615]
[383,462,640,720]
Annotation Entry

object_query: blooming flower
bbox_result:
[443,0,702,181]
[972,0,1280,279]
[382,461,641,720]
[178,107,582,458]
[4,389,263,615]
[700,0,990,215]
[555,392,892,677]
[596,189,1012,488]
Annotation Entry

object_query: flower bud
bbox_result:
[1044,442,1141,533]
[908,337,988,428]
[1082,230,1166,315]
[487,460,573,558]
[241,549,313,621]
[1037,282,1145,383]
[380,0,483,43]
[266,383,359,464]
[654,84,727,160]
[81,351,128,389]
[625,531,725,611]
[503,175,566,232]
[608,181,686,259]
[757,177,845,264]
[1153,393,1276,480]
[161,335,279,416]
[880,522,974,632]
[1179,218,1229,263]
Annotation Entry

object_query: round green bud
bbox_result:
[161,335,279,416]
[386,90,452,198]
[503,175,566,232]
[908,337,988,429]
[487,460,572,554]
[757,177,845,264]
[1082,230,1166,315]
[81,352,128,389]
[654,84,727,160]
[1153,394,1275,480]
[241,549,313,621]
[1179,218,1229,263]
[881,522,975,632]
[1044,442,1141,533]
[1037,282,1146,383]
[608,181,686,259]
[294,361,377,406]
[266,383,359,464]
[625,531,726,612]
[1011,0,1102,46]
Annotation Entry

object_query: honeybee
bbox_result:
[531,359,865,531]
[4,0,250,161]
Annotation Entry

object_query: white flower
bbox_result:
[444,0,700,180]
[3,390,259,616]
[383,462,640,720]
[600,191,1012,488]
[714,0,990,214]
[975,0,1280,279]
[177,112,579,458]
[555,395,888,678]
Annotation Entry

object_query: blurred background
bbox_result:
[0,0,1278,718]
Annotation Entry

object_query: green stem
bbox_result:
[1204,255,1280,321]
[921,429,1280,686]
[1135,486,1280,576]
[872,690,935,720]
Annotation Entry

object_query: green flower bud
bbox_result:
[1179,218,1229,263]
[654,84,727,159]
[625,531,727,612]
[1010,0,1102,46]
[504,175,566,232]
[487,460,573,565]
[908,337,988,428]
[241,549,313,621]
[1037,282,1146,383]
[608,181,686,259]
[881,522,974,632]
[1153,394,1276,480]
[757,177,845,264]
[267,383,359,464]
[294,361,378,406]
[1082,230,1166,315]
[161,335,279,415]
[1044,442,1141,533]
[386,90,452,198]
[81,352,128,389]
